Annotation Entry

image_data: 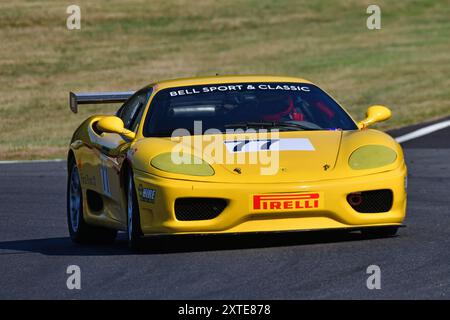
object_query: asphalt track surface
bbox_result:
[0,121,449,299]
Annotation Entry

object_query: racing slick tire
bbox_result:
[126,169,144,251]
[361,226,399,238]
[67,159,117,244]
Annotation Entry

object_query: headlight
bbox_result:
[151,153,214,176]
[348,145,397,170]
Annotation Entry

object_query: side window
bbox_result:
[117,89,151,131]
[129,90,151,132]
[130,101,146,132]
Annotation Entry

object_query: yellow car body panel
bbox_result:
[134,164,406,234]
[68,75,407,236]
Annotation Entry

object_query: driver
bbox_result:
[261,95,304,122]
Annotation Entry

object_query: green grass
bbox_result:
[0,0,449,159]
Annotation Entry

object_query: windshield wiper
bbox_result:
[224,121,278,129]
[277,121,322,130]
[224,121,321,131]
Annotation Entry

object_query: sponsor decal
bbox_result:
[252,192,322,211]
[224,138,314,153]
[80,174,96,187]
[138,184,156,203]
[169,84,311,97]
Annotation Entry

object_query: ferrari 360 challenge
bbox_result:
[67,75,407,249]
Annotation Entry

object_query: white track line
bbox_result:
[395,120,450,143]
[0,159,64,164]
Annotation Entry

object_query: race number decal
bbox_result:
[224,138,314,153]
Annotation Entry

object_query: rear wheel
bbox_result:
[361,226,399,238]
[126,170,144,250]
[67,159,117,244]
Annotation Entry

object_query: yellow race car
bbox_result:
[67,75,406,249]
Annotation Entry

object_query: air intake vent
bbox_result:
[174,198,227,221]
[347,189,393,213]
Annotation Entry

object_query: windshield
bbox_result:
[143,83,357,137]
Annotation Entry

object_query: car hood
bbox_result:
[131,129,403,183]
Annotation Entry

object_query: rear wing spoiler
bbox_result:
[69,91,135,113]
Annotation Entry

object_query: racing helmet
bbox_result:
[261,94,303,122]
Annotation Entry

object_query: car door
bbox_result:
[95,89,151,222]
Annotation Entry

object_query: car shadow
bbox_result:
[0,230,384,256]
[0,236,130,256]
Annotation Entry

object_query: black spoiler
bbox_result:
[69,91,135,113]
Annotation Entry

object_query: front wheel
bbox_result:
[67,159,117,244]
[361,226,399,238]
[126,170,144,250]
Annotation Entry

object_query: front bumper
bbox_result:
[134,165,407,235]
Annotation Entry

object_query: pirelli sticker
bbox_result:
[251,192,323,212]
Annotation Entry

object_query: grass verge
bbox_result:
[0,0,449,159]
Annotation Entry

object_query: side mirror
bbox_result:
[96,116,136,140]
[357,105,392,129]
